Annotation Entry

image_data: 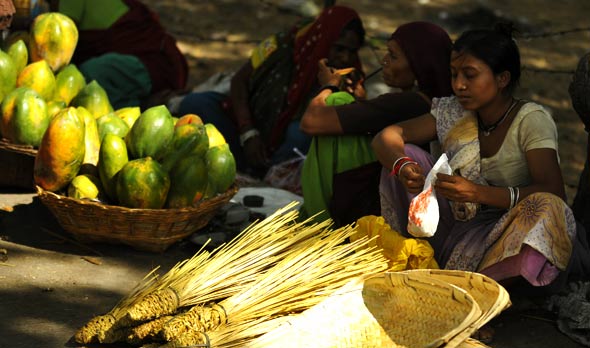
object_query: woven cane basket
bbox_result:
[36,184,238,252]
[248,272,483,348]
[402,269,511,347]
[0,139,37,190]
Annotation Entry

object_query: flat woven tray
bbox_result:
[249,272,483,348]
[36,184,238,252]
[0,138,37,190]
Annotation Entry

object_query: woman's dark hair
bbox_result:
[453,22,521,94]
[343,18,365,47]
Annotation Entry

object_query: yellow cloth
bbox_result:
[352,215,439,271]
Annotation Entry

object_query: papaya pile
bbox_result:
[0,12,236,209]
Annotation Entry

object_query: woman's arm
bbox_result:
[230,61,268,168]
[299,90,344,135]
[435,148,566,209]
[371,114,437,193]
[230,62,255,133]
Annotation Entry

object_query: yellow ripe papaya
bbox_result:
[77,106,101,168]
[29,12,78,72]
[175,114,203,127]
[17,60,56,101]
[67,174,104,201]
[204,123,226,148]
[55,64,86,105]
[114,106,141,129]
[34,107,86,192]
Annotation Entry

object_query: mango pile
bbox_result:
[0,12,236,209]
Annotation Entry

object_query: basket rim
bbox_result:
[0,138,38,156]
[35,183,239,213]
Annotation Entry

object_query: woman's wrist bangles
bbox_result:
[239,128,260,147]
[389,156,418,177]
[508,186,520,210]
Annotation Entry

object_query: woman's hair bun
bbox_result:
[494,21,518,39]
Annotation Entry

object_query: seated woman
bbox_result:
[298,21,453,226]
[49,0,188,109]
[371,23,590,291]
[176,5,365,177]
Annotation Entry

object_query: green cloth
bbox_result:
[300,92,377,223]
[79,53,151,109]
[59,0,128,30]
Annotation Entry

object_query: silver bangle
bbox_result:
[391,156,407,173]
[239,128,260,146]
[514,187,520,208]
[398,161,418,178]
[508,186,515,210]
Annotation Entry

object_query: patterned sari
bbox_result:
[381,96,589,288]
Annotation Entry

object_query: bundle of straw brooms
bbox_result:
[74,202,389,347]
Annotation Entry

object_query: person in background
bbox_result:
[371,23,590,295]
[0,0,15,33]
[569,52,590,239]
[45,0,188,110]
[298,21,453,226]
[176,5,365,178]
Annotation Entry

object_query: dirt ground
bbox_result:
[1,1,589,348]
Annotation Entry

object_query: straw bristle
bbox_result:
[74,314,116,344]
[121,287,180,326]
[126,315,173,345]
[160,303,227,341]
[161,329,210,348]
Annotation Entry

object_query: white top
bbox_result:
[431,96,559,188]
[481,102,558,187]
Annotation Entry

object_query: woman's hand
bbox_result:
[434,173,478,203]
[398,163,425,194]
[317,58,343,87]
[242,135,269,169]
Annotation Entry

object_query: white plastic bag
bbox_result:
[407,153,453,238]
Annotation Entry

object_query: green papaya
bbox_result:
[116,157,170,209]
[206,143,236,194]
[96,112,130,142]
[70,80,113,119]
[98,134,128,202]
[6,40,27,76]
[160,123,209,172]
[166,155,208,208]
[1,87,49,147]
[126,105,174,160]
[0,50,17,103]
[55,64,86,105]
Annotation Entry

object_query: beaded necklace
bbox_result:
[477,98,518,136]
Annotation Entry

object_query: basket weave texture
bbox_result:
[0,139,37,190]
[249,271,485,348]
[402,269,511,347]
[36,184,238,252]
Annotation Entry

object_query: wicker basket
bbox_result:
[249,272,483,348]
[0,139,37,190]
[36,184,238,252]
[402,269,511,347]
